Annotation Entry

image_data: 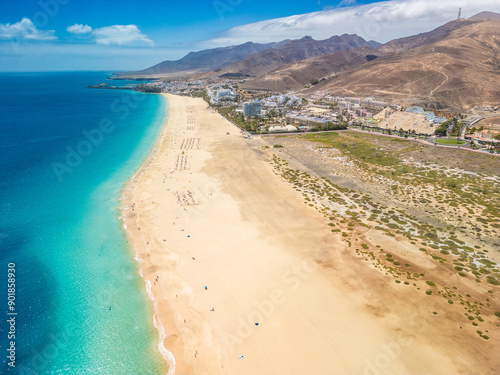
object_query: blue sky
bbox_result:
[0,0,382,44]
[1,0,499,71]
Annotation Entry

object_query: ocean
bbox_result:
[0,72,167,374]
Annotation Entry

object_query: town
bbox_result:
[121,78,500,153]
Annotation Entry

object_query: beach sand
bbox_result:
[121,94,493,374]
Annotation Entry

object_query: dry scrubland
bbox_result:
[264,131,500,370]
[266,131,500,335]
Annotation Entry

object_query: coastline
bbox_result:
[119,93,493,375]
[120,93,181,374]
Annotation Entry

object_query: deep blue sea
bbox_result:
[0,72,167,374]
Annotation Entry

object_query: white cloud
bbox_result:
[0,18,56,41]
[67,24,92,34]
[207,0,500,45]
[92,25,153,46]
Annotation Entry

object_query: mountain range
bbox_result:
[198,34,380,79]
[116,40,287,79]
[117,34,379,80]
[117,11,500,110]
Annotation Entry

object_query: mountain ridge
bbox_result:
[116,40,287,78]
[199,33,380,79]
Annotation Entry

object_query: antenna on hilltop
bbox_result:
[457,7,462,20]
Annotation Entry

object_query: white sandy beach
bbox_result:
[121,94,492,375]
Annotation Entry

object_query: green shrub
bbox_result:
[425,232,438,240]
[486,277,499,285]
[426,281,436,286]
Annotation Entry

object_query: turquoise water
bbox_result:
[0,72,167,374]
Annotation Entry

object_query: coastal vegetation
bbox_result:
[266,130,500,336]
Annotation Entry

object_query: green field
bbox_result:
[434,138,466,145]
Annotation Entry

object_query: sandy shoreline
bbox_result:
[121,94,497,375]
[120,97,178,374]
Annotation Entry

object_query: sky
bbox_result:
[0,0,499,72]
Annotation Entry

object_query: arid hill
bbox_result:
[240,47,379,92]
[470,11,500,20]
[305,19,500,110]
[377,19,480,53]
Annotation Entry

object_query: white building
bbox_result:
[269,125,298,132]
